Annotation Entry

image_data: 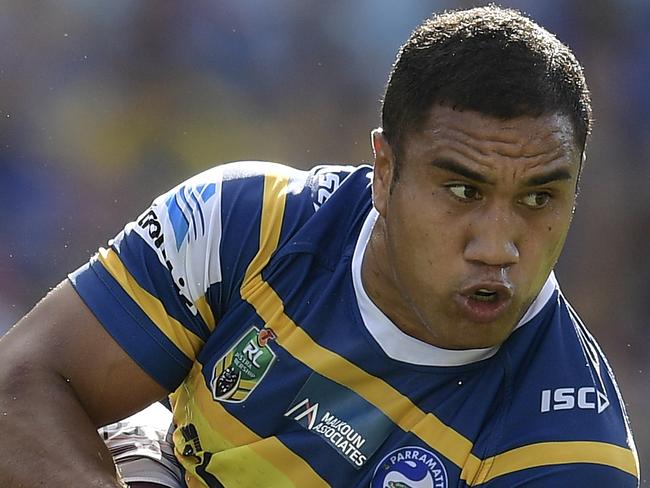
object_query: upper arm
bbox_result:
[0,161,315,427]
[0,279,168,427]
[0,166,229,426]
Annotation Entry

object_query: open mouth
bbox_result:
[470,288,500,302]
[456,282,514,323]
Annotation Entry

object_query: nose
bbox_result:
[463,204,520,268]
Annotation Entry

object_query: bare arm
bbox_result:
[0,280,169,487]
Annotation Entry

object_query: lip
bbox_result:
[454,282,514,324]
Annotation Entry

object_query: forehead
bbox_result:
[404,105,581,166]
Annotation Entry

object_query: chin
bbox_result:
[454,320,515,350]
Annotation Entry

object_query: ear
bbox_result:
[371,128,395,218]
[575,149,586,194]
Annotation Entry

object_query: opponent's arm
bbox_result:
[0,280,168,488]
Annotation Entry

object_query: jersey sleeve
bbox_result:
[69,165,228,390]
[68,162,281,391]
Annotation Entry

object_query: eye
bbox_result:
[446,183,482,202]
[520,191,551,209]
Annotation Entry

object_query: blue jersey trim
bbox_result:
[69,260,192,391]
[475,461,638,486]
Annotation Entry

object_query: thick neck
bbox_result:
[353,208,501,366]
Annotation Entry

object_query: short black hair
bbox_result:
[382,5,592,162]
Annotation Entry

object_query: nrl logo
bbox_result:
[210,326,277,403]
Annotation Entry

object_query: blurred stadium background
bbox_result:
[1,0,648,480]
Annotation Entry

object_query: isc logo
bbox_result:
[540,387,609,414]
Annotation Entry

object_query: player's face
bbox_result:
[368,105,581,349]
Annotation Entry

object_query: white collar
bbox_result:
[351,208,558,367]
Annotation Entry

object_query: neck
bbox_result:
[362,214,445,347]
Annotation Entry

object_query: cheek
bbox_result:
[527,217,571,267]
[388,185,464,266]
[392,213,461,276]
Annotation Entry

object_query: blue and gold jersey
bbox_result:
[70,161,639,487]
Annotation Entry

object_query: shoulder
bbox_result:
[136,160,370,250]
[477,290,639,485]
[306,163,372,210]
[173,161,372,298]
[167,160,370,215]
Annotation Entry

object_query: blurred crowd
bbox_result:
[1,0,648,478]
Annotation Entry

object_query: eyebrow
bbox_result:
[523,168,573,187]
[430,158,574,187]
[430,158,489,183]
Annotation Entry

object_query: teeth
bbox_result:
[472,289,497,301]
[476,288,496,295]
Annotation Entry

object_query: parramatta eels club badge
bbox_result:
[210,326,277,403]
[371,446,448,488]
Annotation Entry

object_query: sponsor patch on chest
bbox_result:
[284,372,394,468]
